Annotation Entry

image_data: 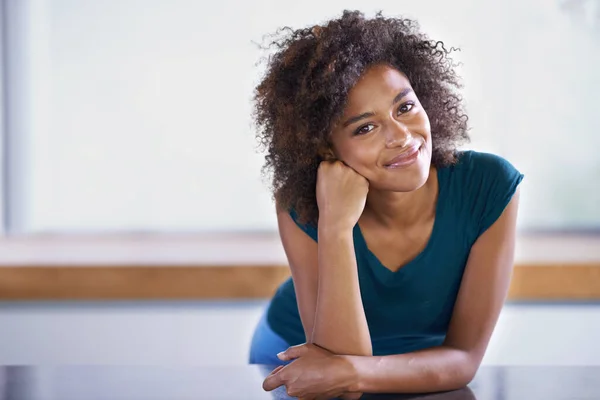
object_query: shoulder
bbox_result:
[442,150,524,241]
[446,150,523,192]
[452,150,520,175]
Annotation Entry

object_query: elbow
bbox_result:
[436,368,476,392]
[436,351,479,391]
[454,365,477,389]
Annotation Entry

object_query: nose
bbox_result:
[385,120,412,148]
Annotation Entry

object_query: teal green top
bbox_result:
[266,150,524,356]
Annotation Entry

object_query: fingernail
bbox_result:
[277,352,285,359]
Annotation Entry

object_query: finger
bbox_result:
[262,369,284,392]
[266,365,284,377]
[277,344,307,361]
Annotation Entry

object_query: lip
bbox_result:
[384,143,421,168]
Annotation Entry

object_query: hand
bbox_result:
[262,343,363,400]
[316,161,369,231]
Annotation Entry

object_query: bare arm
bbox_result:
[345,189,520,393]
[275,202,318,341]
[276,200,372,356]
[312,222,372,355]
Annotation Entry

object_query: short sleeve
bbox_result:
[289,208,318,242]
[464,152,524,239]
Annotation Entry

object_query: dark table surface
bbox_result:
[0,365,598,399]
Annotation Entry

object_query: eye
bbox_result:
[397,101,415,115]
[354,123,375,135]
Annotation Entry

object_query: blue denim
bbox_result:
[249,307,292,366]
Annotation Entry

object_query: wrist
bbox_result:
[318,217,356,235]
[340,355,366,393]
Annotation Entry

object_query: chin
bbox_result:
[385,174,429,192]
[372,158,431,192]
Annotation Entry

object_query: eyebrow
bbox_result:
[341,87,414,128]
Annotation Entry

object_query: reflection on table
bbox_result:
[0,365,598,399]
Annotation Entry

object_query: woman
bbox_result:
[249,10,523,399]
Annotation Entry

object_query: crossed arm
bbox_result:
[264,189,520,396]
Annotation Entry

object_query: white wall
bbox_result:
[1,302,599,366]
[5,0,600,234]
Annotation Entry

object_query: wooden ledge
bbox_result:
[0,263,598,301]
[0,234,598,301]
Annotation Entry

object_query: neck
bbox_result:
[361,167,438,229]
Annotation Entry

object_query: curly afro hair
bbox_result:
[253,10,469,226]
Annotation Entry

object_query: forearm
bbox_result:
[310,225,372,356]
[347,345,477,393]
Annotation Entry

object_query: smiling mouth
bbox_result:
[384,143,421,168]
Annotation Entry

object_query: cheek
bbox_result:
[416,111,431,135]
[334,143,379,177]
[344,144,379,168]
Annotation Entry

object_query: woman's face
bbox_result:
[329,63,433,192]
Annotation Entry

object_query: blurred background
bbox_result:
[0,0,598,366]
